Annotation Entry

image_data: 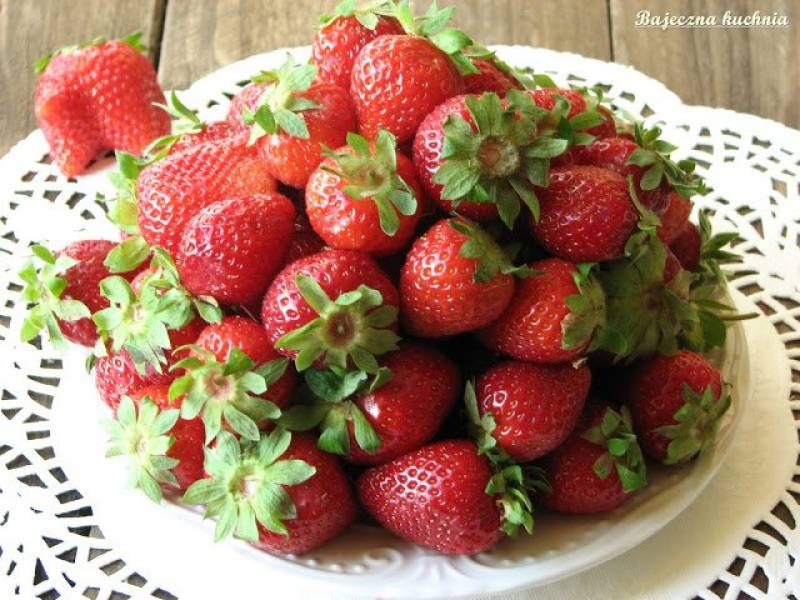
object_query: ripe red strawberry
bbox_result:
[471,361,591,461]
[183,430,358,555]
[19,240,141,348]
[137,139,277,256]
[358,439,536,555]
[311,5,404,88]
[177,193,296,305]
[351,35,462,143]
[226,81,267,136]
[461,59,523,96]
[94,349,177,410]
[657,191,692,245]
[626,350,728,464]
[480,258,605,363]
[399,218,517,337]
[285,214,326,265]
[34,33,170,177]
[305,130,424,256]
[261,249,400,372]
[532,166,639,262]
[246,58,356,189]
[670,221,702,271]
[167,121,238,156]
[543,402,647,514]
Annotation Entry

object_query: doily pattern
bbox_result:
[1,46,798,599]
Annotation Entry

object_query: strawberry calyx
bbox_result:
[275,275,401,373]
[562,263,606,351]
[144,91,206,155]
[244,56,320,142]
[34,31,146,75]
[182,429,316,542]
[169,346,287,445]
[103,395,180,503]
[463,381,548,536]
[582,406,647,493]
[319,0,396,28]
[656,383,731,465]
[92,248,222,373]
[322,130,418,236]
[449,218,534,283]
[18,244,91,350]
[280,365,391,455]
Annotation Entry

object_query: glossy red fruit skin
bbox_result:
[56,240,138,346]
[129,384,205,491]
[412,94,499,222]
[527,88,587,116]
[627,350,723,461]
[346,344,461,465]
[261,249,399,353]
[543,403,630,514]
[351,35,463,144]
[284,214,326,266]
[177,193,296,306]
[399,219,515,337]
[137,140,277,256]
[476,361,591,461]
[480,258,588,363]
[311,15,404,89]
[257,84,357,189]
[225,82,267,136]
[657,191,692,245]
[34,40,170,177]
[357,439,503,555]
[255,433,358,555]
[461,60,522,96]
[195,316,296,410]
[533,166,638,262]
[168,121,238,156]
[591,106,618,139]
[670,221,702,271]
[305,149,424,256]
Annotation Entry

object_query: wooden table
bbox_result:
[1,0,798,156]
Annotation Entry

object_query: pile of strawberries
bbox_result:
[21,1,741,557]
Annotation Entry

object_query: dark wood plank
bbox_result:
[610,0,800,128]
[0,0,166,155]
[158,0,611,90]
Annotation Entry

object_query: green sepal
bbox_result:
[102,395,180,503]
[145,91,206,155]
[562,263,606,350]
[18,244,91,350]
[486,463,549,536]
[182,429,315,542]
[464,380,507,465]
[319,0,396,28]
[582,406,647,493]
[449,218,533,283]
[105,235,151,274]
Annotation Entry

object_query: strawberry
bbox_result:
[311,1,404,88]
[226,81,267,136]
[399,218,522,338]
[177,193,296,305]
[543,403,647,514]
[461,59,523,96]
[246,57,356,188]
[33,33,170,177]
[657,191,692,245]
[357,439,537,554]
[167,121,237,155]
[94,349,177,410]
[19,241,141,348]
[670,221,702,271]
[137,138,277,257]
[532,166,640,262]
[468,361,591,462]
[480,259,605,364]
[262,249,400,373]
[626,350,729,464]
[305,130,424,256]
[183,430,357,555]
[285,213,326,265]
[282,344,460,464]
[104,386,205,502]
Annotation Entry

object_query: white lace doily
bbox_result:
[1,46,799,599]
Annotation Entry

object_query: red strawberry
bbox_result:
[285,213,326,265]
[626,350,728,464]
[226,81,267,136]
[305,130,424,256]
[19,240,141,348]
[94,349,177,410]
[177,193,296,305]
[399,218,516,337]
[528,88,615,139]
[246,58,356,189]
[34,33,170,177]
[461,59,523,96]
[480,258,605,363]
[592,106,618,139]
[658,191,692,245]
[351,35,462,143]
[532,166,639,262]
[471,361,591,461]
[137,139,277,256]
[358,439,535,555]
[168,121,238,156]
[670,221,702,271]
[311,6,404,88]
[543,403,647,514]
[183,430,358,555]
[261,249,400,372]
